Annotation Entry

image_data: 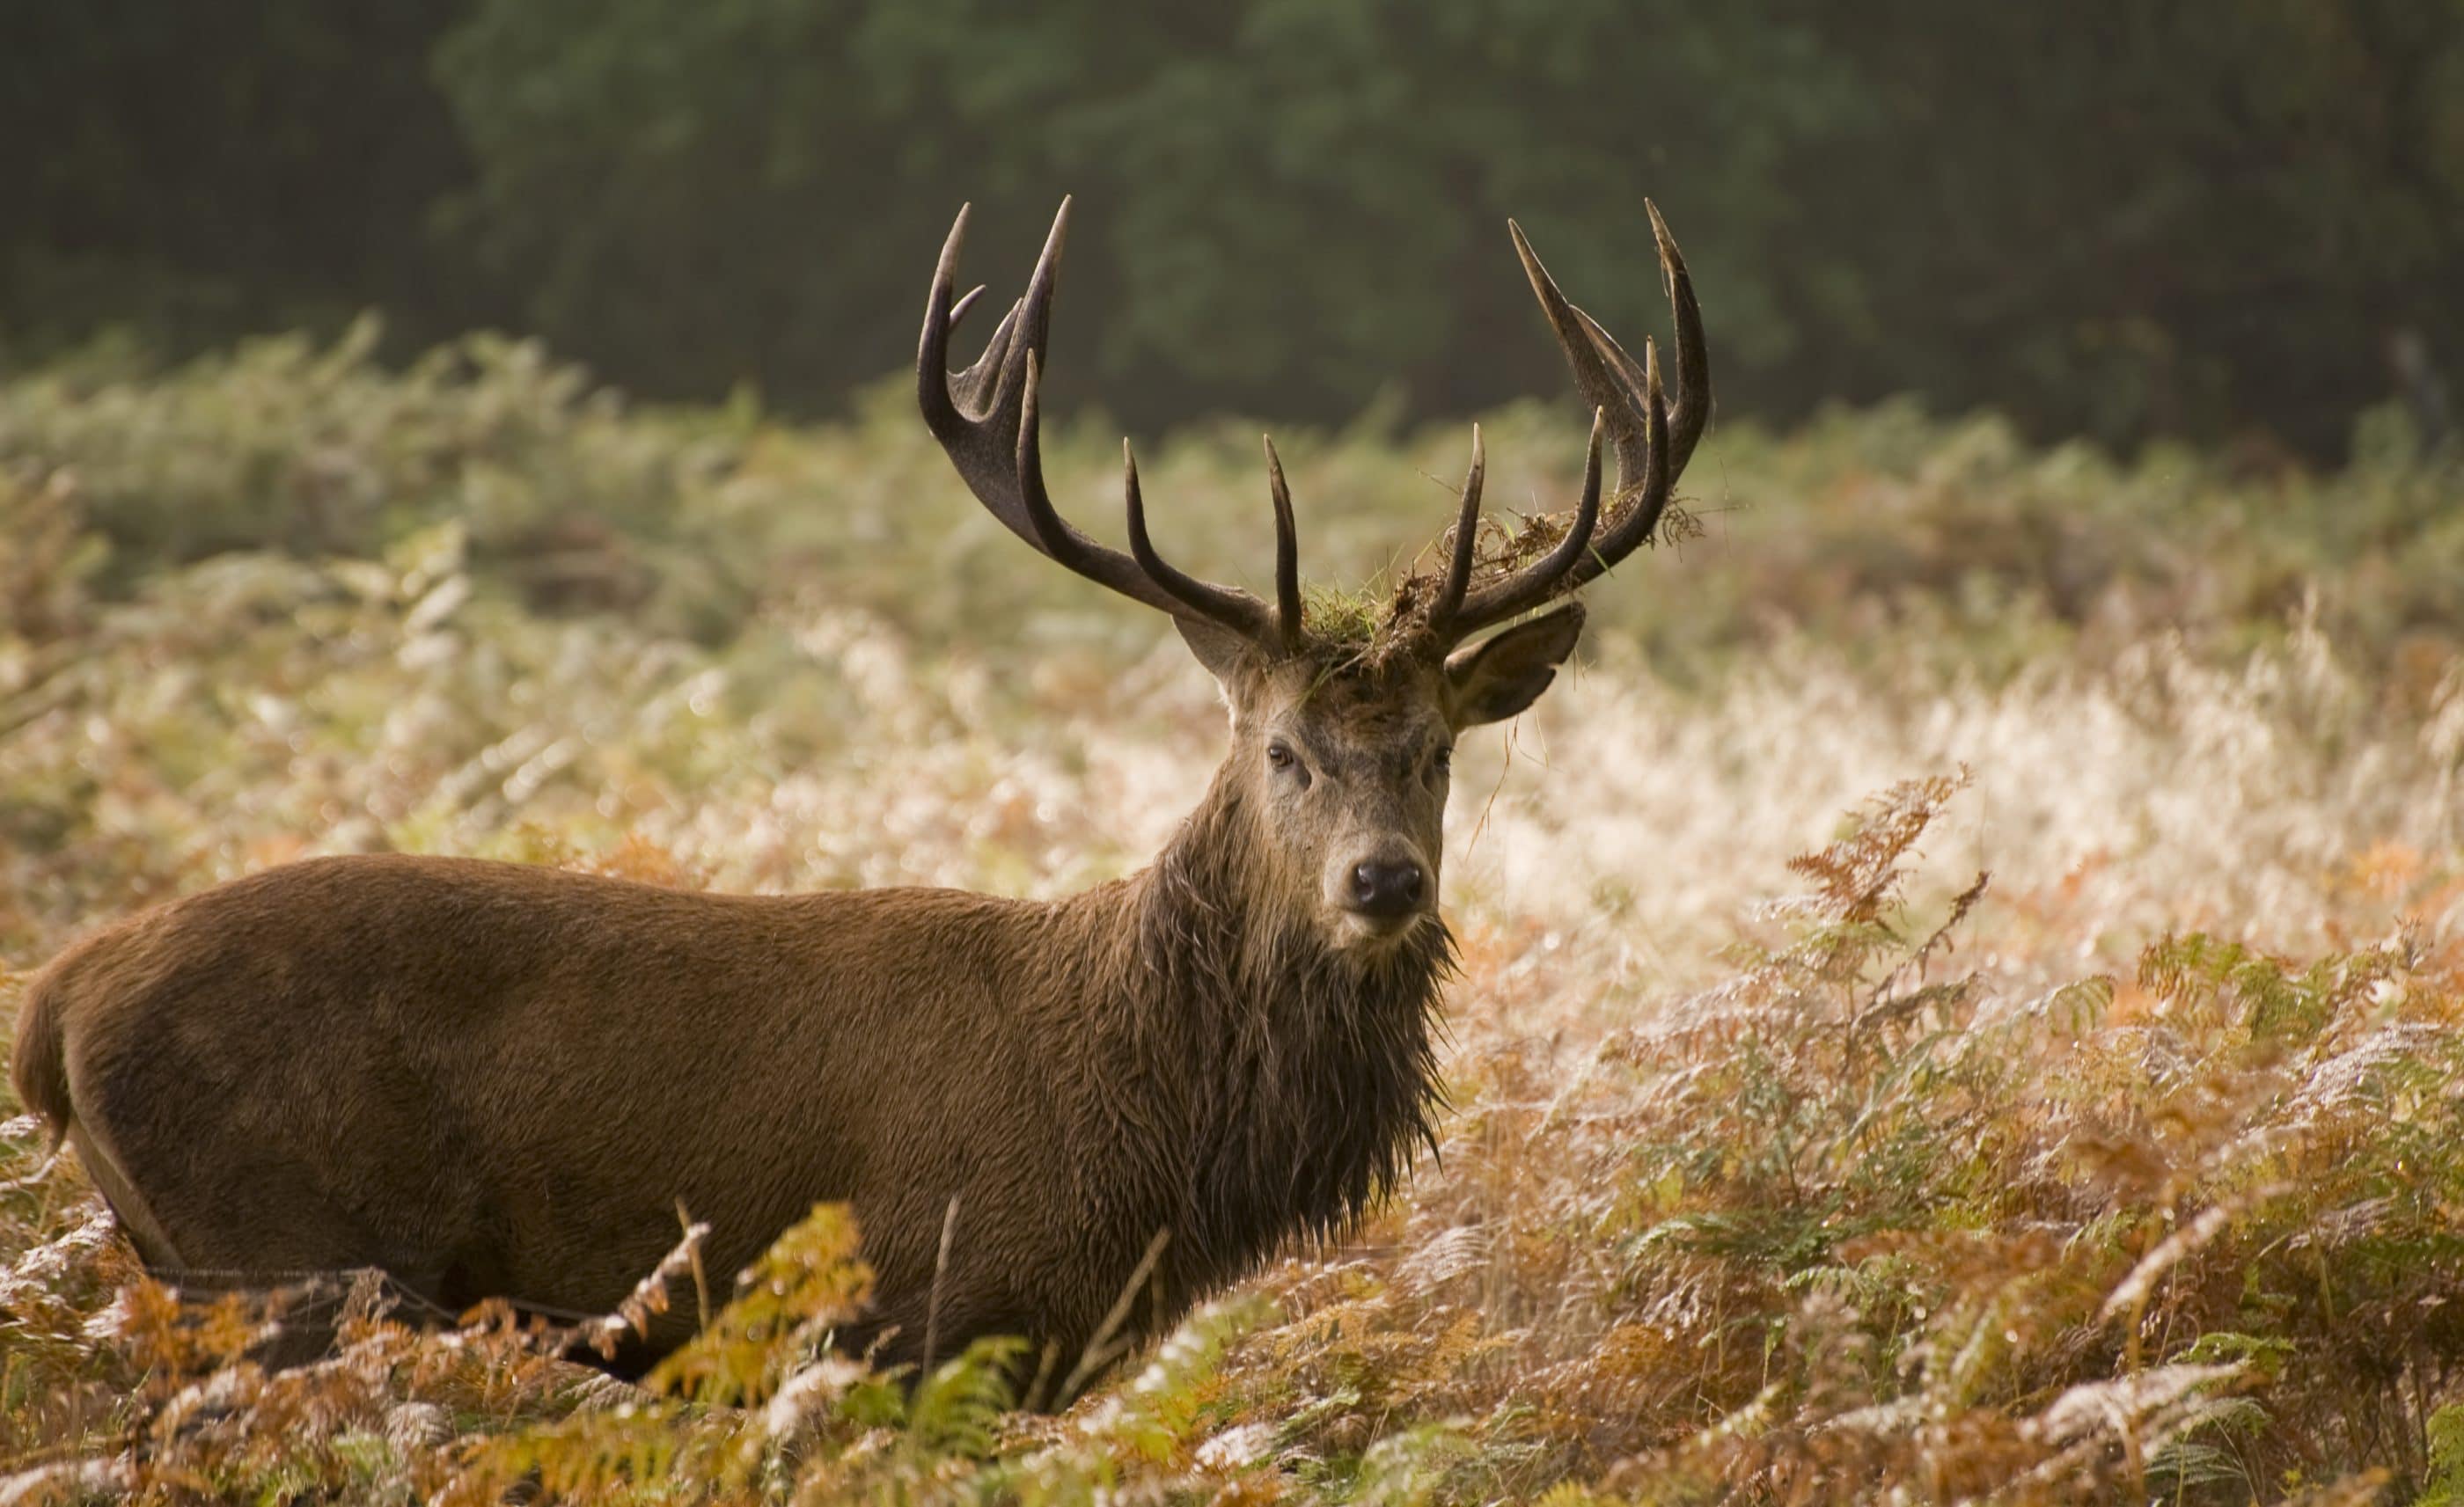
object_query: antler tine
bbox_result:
[917,204,973,438]
[919,200,1291,651]
[994,199,1071,419]
[1508,219,1646,486]
[1014,352,1092,567]
[1565,340,1668,589]
[1648,199,1711,478]
[1425,425,1486,636]
[1452,406,1604,627]
[1263,438,1304,650]
[1125,440,1275,638]
[1548,208,1708,477]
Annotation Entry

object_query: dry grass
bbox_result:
[0,335,2460,1502]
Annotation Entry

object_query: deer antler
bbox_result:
[919,200,1302,653]
[1421,201,1710,646]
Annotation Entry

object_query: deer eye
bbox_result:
[1433,746,1453,776]
[1266,741,1310,787]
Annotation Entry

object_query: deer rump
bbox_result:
[16,854,1256,1377]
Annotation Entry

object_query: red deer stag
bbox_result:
[11,198,1710,1385]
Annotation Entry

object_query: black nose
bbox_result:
[1348,859,1426,918]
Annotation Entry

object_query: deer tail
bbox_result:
[7,968,74,1182]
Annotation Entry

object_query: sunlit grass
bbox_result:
[0,333,2460,1501]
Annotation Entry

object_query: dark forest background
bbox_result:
[6,0,2461,459]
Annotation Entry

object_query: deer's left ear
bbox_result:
[1176,615,1256,683]
[1444,603,1586,728]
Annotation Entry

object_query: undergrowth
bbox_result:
[5,325,2460,673]
[3,778,2457,1501]
[0,338,2459,1502]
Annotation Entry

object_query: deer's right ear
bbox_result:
[1444,602,1586,727]
[1176,616,1255,682]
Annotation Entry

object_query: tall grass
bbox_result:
[1,332,2459,1502]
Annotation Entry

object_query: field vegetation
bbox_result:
[1,332,2460,1502]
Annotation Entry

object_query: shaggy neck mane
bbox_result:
[1103,762,1454,1297]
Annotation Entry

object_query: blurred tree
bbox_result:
[431,0,979,408]
[972,0,1851,421]
[5,0,2461,459]
[0,0,479,358]
[1785,0,2464,458]
[431,0,1851,423]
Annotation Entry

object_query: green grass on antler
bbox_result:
[1301,580,1392,647]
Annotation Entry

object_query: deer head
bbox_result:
[919,200,1708,955]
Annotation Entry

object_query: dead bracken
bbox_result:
[0,257,2460,1502]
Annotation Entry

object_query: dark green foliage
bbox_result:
[7,1,2464,457]
[1786,0,2464,457]
[0,0,480,358]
